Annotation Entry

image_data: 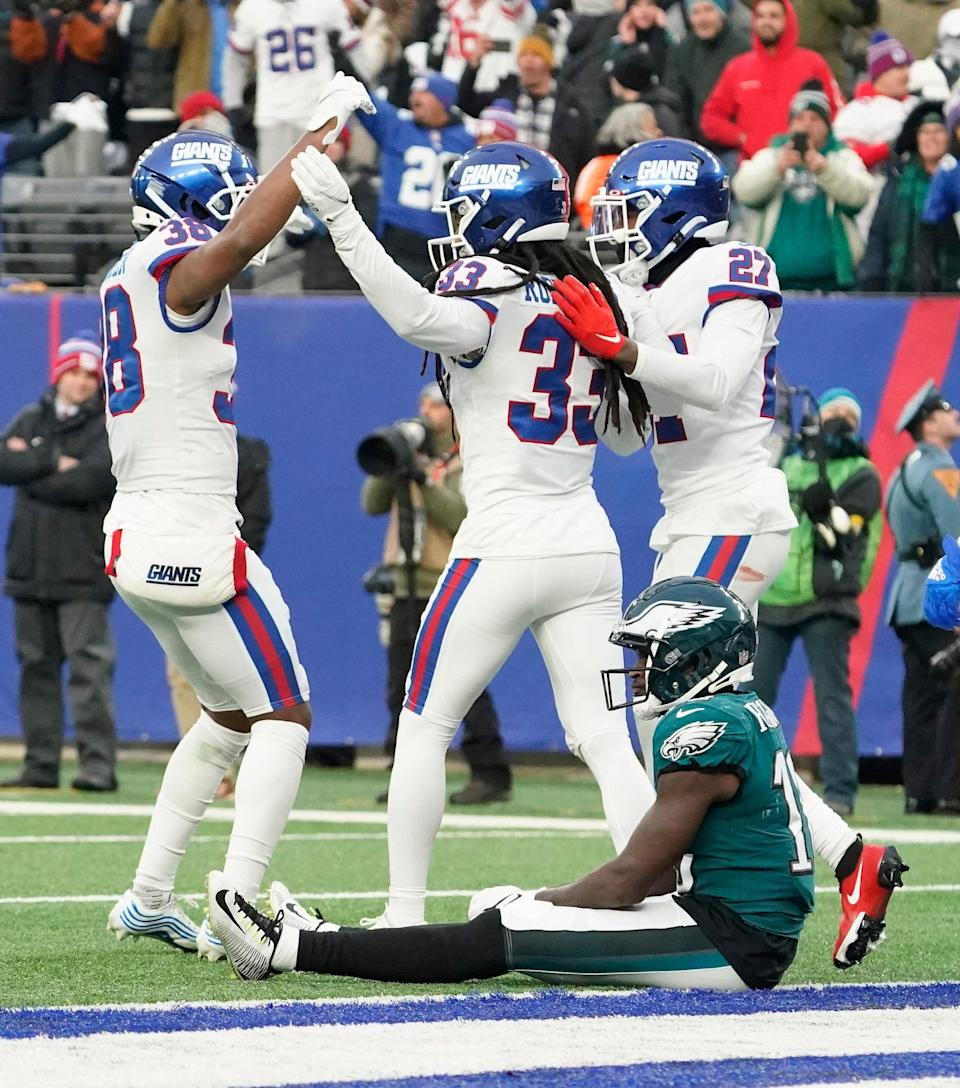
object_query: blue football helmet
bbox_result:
[589,138,730,286]
[429,141,570,271]
[130,130,258,237]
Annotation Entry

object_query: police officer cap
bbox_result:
[896,379,951,435]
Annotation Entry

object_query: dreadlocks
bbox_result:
[422,242,650,440]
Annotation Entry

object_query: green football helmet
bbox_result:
[602,576,757,718]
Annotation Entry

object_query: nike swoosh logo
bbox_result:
[674,708,700,718]
[215,888,245,932]
[847,858,865,905]
[596,333,622,343]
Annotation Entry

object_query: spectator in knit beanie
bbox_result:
[915,92,960,291]
[664,0,750,153]
[733,83,873,290]
[475,99,519,145]
[609,48,687,137]
[834,31,916,172]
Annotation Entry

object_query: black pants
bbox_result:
[382,224,433,285]
[895,623,960,807]
[752,615,859,809]
[386,596,511,788]
[14,599,117,785]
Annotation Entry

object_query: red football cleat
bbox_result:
[833,843,908,969]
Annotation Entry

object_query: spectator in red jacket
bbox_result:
[700,0,844,160]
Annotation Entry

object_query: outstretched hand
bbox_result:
[551,276,628,362]
[308,70,376,145]
[924,535,960,630]
[291,146,353,221]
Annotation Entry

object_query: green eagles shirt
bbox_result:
[652,692,815,939]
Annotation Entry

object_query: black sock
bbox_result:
[835,835,864,882]
[295,909,509,982]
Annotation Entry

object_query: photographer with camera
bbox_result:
[732,84,873,291]
[751,389,882,818]
[886,380,960,816]
[359,383,512,807]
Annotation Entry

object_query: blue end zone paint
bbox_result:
[3,982,958,1040]
[275,1052,960,1088]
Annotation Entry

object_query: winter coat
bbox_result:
[147,0,237,110]
[732,130,873,288]
[700,0,845,160]
[792,0,878,95]
[663,18,750,151]
[0,0,43,122]
[909,53,960,102]
[760,446,882,627]
[122,0,176,112]
[556,12,621,127]
[0,390,115,603]
[858,155,960,291]
[833,82,916,170]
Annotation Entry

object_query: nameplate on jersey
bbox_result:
[145,564,203,587]
[171,141,233,167]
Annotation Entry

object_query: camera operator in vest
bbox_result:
[358,383,512,806]
[885,380,960,815]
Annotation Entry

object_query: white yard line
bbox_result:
[0,830,603,845]
[1,1007,957,1088]
[3,884,959,906]
[1,799,958,843]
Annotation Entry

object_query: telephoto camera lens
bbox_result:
[356,419,432,476]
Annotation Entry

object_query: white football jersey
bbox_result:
[628,241,796,549]
[436,257,619,560]
[228,0,358,127]
[99,218,240,533]
[440,0,535,90]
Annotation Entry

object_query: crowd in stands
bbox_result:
[3,0,960,292]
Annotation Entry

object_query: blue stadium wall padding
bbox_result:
[0,292,952,754]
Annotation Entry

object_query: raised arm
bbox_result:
[165,74,375,316]
[552,276,771,412]
[290,147,493,358]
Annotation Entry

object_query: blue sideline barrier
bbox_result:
[0,292,950,755]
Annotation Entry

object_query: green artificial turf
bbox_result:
[0,758,957,1007]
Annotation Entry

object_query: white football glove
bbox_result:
[467,885,524,921]
[291,146,354,222]
[307,70,376,145]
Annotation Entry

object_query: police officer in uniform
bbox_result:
[886,380,960,814]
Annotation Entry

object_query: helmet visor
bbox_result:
[428,195,478,272]
[587,190,660,273]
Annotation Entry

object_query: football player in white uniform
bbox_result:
[290,137,657,928]
[104,74,375,958]
[551,137,905,970]
[222,0,367,170]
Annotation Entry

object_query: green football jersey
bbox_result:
[652,692,815,939]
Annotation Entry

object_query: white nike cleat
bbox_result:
[269,881,337,933]
[197,916,226,961]
[358,908,425,929]
[107,889,199,951]
[207,870,291,981]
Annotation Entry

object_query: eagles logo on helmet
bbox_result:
[429,141,570,271]
[601,576,756,718]
[588,137,730,288]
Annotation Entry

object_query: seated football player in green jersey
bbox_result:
[207,577,902,991]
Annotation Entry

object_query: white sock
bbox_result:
[796,776,858,871]
[385,708,455,926]
[224,719,308,902]
[133,712,249,908]
[579,730,655,853]
[272,923,300,972]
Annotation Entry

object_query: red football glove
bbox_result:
[551,275,628,360]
